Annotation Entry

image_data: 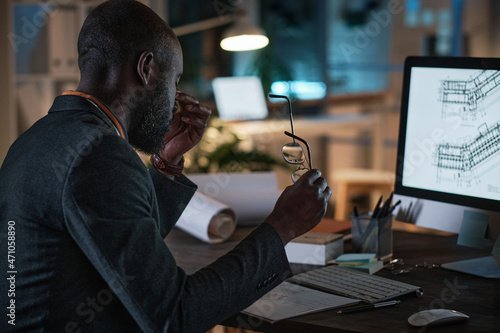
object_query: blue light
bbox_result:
[270,81,327,100]
[270,81,290,95]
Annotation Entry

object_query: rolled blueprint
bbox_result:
[214,191,281,226]
[176,191,236,244]
[187,172,281,226]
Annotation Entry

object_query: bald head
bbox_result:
[76,0,184,155]
[78,0,178,78]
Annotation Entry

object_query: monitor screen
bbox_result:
[394,56,500,241]
[212,76,269,121]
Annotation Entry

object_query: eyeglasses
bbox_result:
[269,94,312,183]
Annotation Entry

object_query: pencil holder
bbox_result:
[351,214,393,261]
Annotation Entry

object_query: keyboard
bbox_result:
[287,265,423,303]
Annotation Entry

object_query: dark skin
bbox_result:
[76,25,332,245]
[77,38,208,169]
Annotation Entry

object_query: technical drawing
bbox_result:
[488,184,500,194]
[439,70,500,121]
[435,122,500,187]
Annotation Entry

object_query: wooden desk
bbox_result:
[165,226,499,333]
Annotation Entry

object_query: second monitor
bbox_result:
[394,56,500,278]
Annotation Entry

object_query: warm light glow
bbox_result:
[220,34,269,51]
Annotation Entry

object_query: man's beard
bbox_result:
[127,85,174,155]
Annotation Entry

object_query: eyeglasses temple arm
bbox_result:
[284,131,312,169]
[269,94,295,140]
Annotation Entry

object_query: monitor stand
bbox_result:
[441,255,500,279]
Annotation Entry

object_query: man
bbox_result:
[0,1,331,332]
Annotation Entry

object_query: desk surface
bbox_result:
[165,225,499,333]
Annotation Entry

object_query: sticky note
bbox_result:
[457,211,488,249]
[335,253,376,262]
[492,235,500,255]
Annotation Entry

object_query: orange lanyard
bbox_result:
[62,91,126,139]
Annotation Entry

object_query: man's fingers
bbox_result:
[180,116,208,129]
[294,169,321,185]
[323,186,333,199]
[176,102,211,120]
[314,176,328,193]
[176,92,201,107]
[300,169,331,199]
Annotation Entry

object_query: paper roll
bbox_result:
[175,191,236,243]
[214,191,281,226]
[186,172,282,226]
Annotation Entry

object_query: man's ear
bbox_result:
[137,51,158,89]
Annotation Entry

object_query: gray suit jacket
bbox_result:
[0,95,291,333]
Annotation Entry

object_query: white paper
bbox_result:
[214,191,281,226]
[176,191,236,244]
[285,240,344,265]
[187,172,281,225]
[243,281,359,323]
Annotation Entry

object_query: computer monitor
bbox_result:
[394,56,500,278]
[211,76,269,121]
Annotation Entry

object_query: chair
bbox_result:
[330,168,395,220]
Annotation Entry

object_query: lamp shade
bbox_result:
[220,17,269,51]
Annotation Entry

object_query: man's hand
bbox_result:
[158,91,211,165]
[265,169,332,245]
